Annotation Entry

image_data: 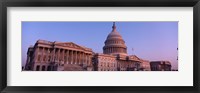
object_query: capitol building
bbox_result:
[24,22,171,71]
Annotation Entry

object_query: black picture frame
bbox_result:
[0,0,200,93]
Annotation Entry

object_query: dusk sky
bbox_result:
[22,22,178,69]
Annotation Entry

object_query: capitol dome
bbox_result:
[106,29,123,40]
[103,22,127,55]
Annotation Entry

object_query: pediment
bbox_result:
[55,42,86,50]
[129,55,141,61]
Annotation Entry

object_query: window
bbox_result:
[42,65,46,71]
[36,65,40,71]
[47,66,51,71]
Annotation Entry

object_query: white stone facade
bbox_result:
[24,22,157,71]
[24,40,93,71]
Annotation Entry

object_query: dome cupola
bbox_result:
[103,22,127,55]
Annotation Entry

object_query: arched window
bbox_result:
[42,65,46,71]
[36,65,40,71]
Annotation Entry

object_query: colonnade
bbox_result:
[34,46,92,66]
[104,47,126,54]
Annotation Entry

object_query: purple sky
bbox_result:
[22,22,178,69]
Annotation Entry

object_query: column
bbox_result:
[55,49,57,62]
[69,50,72,64]
[85,53,89,65]
[41,47,44,62]
[64,50,66,64]
[67,50,70,64]
[83,53,85,64]
[57,48,59,62]
[88,54,90,65]
[51,48,55,62]
[82,52,84,64]
[74,51,76,64]
[79,52,81,64]
[80,52,83,64]
[84,53,86,65]
[47,48,49,62]
[59,49,61,62]
[56,48,59,62]
[71,50,73,64]
[85,53,87,64]
[54,48,58,62]
[66,50,69,64]
[80,52,82,64]
[77,51,80,64]
[34,47,39,62]
[88,54,91,66]
[45,48,48,62]
[73,51,75,64]
[75,51,77,64]
[78,52,80,64]
[68,50,71,64]
[62,49,64,64]
[44,48,46,62]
